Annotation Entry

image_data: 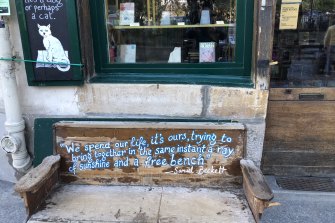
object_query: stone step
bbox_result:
[28,184,254,223]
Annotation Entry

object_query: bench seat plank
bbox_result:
[15,155,61,215]
[241,159,273,222]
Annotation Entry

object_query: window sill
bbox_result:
[89,73,254,87]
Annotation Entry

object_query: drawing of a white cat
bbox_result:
[38,24,70,72]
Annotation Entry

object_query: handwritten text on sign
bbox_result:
[55,122,245,178]
[24,0,64,20]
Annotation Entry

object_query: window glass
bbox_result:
[106,0,236,64]
[272,0,335,88]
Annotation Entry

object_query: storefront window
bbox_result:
[272,0,335,87]
[90,0,253,86]
[106,0,236,64]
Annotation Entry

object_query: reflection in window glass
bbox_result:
[272,0,335,88]
[106,0,236,64]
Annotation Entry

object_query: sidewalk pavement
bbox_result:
[261,176,335,223]
[1,176,334,223]
[0,180,27,223]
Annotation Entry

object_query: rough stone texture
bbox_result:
[0,5,14,182]
[243,120,266,167]
[0,86,4,111]
[0,180,27,223]
[0,113,18,182]
[77,85,269,120]
[19,86,80,115]
[207,87,269,119]
[27,184,254,223]
[77,84,203,117]
[205,87,268,167]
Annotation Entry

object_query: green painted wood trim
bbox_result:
[14,0,84,86]
[241,0,254,74]
[26,80,84,87]
[15,0,35,85]
[65,0,84,81]
[90,74,254,87]
[89,0,254,85]
[34,118,235,166]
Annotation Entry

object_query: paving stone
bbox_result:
[0,180,27,223]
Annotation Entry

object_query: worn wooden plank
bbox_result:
[241,159,273,200]
[15,155,60,193]
[27,185,254,223]
[22,170,59,216]
[264,101,335,153]
[262,165,335,177]
[241,159,273,223]
[54,121,246,187]
[264,141,335,153]
[262,152,335,167]
[76,0,94,79]
[255,0,276,90]
[269,88,335,101]
[263,98,335,177]
[15,155,60,216]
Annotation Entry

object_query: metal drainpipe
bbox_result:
[0,16,32,173]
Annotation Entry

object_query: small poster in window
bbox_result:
[120,2,135,25]
[0,0,10,16]
[118,44,136,63]
[279,3,300,30]
[168,47,181,63]
[199,42,216,63]
[200,10,210,25]
[228,35,236,45]
[160,11,171,25]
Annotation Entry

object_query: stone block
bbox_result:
[207,88,269,119]
[78,84,203,117]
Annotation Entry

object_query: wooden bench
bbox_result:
[15,121,273,222]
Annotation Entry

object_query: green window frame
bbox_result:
[89,0,254,86]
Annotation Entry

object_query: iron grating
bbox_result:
[276,177,335,192]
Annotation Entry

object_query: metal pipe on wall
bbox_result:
[0,16,32,173]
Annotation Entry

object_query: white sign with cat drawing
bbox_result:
[36,24,70,72]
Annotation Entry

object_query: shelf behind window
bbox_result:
[111,24,236,30]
